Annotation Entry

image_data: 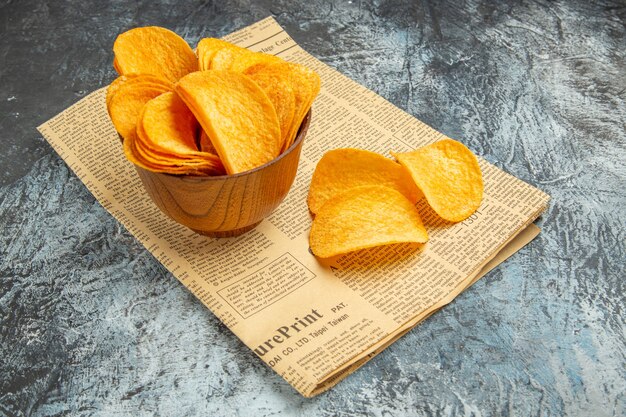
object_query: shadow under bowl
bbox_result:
[134,111,311,237]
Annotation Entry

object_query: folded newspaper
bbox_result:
[38,17,550,397]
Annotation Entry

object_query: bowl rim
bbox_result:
[152,109,312,182]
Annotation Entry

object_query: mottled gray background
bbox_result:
[1,0,625,416]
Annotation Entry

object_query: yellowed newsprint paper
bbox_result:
[38,17,550,397]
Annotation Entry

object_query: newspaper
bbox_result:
[38,17,550,397]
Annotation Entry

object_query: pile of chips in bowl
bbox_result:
[106,27,320,176]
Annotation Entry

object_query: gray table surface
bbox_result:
[1,1,624,416]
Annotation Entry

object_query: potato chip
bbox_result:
[277,63,320,151]
[136,152,221,174]
[175,70,281,174]
[197,37,283,73]
[113,57,122,74]
[246,69,296,149]
[139,92,201,156]
[109,89,225,176]
[210,43,248,70]
[283,64,320,151]
[133,131,193,165]
[229,50,282,73]
[127,122,225,176]
[391,139,483,222]
[309,185,428,258]
[113,26,197,83]
[307,148,422,214]
[199,129,218,155]
[106,75,130,110]
[133,92,225,174]
[106,80,170,142]
[196,38,236,71]
[125,132,224,176]
[106,74,173,110]
[245,62,320,152]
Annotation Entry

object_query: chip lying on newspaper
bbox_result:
[391,139,484,222]
[107,26,320,175]
[308,140,483,258]
[309,185,429,258]
[307,148,422,214]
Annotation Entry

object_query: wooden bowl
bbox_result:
[135,111,311,237]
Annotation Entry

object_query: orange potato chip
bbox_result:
[108,88,223,176]
[113,57,122,74]
[197,38,283,72]
[127,125,225,176]
[391,139,484,222]
[106,75,131,110]
[283,64,320,151]
[309,185,429,258]
[209,43,248,70]
[199,129,218,155]
[246,69,296,149]
[123,131,154,169]
[307,148,422,214]
[134,92,225,174]
[139,92,201,156]
[175,70,281,174]
[278,64,320,151]
[106,74,173,110]
[122,126,189,174]
[229,50,282,73]
[106,81,170,142]
[245,62,320,152]
[196,38,235,71]
[113,26,197,83]
[126,139,223,176]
